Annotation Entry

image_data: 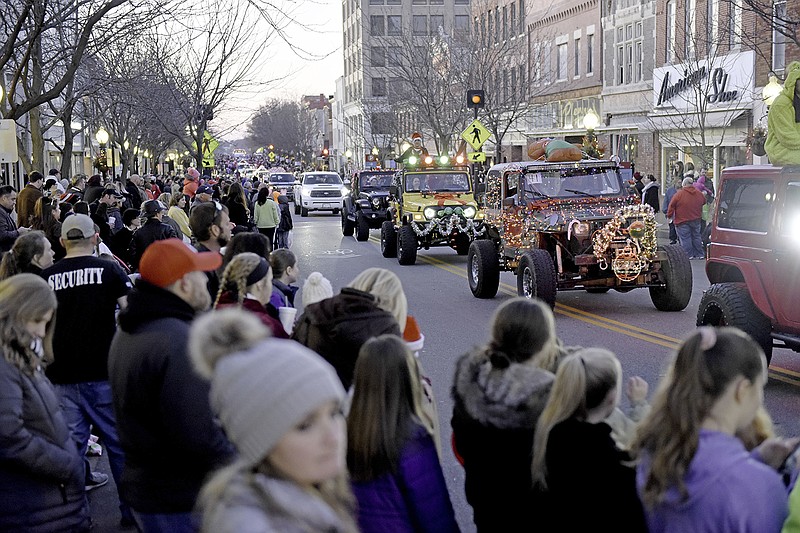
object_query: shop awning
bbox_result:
[647,109,747,131]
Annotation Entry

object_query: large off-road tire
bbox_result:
[517,249,557,307]
[381,221,397,258]
[355,213,370,241]
[649,244,692,312]
[301,206,309,217]
[468,240,500,298]
[342,209,355,236]
[697,282,773,364]
[294,201,300,215]
[397,225,418,265]
[454,234,470,255]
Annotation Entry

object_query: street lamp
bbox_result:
[583,108,600,135]
[762,75,783,107]
[96,128,109,178]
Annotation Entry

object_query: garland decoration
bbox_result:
[592,203,658,279]
[411,215,486,238]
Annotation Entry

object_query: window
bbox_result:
[430,0,444,4]
[511,4,516,36]
[685,0,696,58]
[511,68,517,98]
[665,0,675,62]
[430,15,444,35]
[717,179,774,232]
[781,182,800,236]
[487,11,493,42]
[388,46,403,67]
[503,6,508,40]
[369,0,383,4]
[455,0,469,4]
[371,113,392,134]
[519,64,525,97]
[371,47,385,67]
[617,21,642,84]
[707,0,718,46]
[387,15,402,36]
[574,37,580,77]
[455,15,469,34]
[587,33,594,74]
[370,16,384,36]
[729,0,742,47]
[519,0,525,34]
[635,41,643,82]
[386,0,400,4]
[557,43,567,80]
[412,0,426,4]
[413,15,427,35]
[773,1,786,71]
[372,77,387,97]
[617,45,624,84]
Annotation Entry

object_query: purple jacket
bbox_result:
[637,429,787,533]
[352,424,460,533]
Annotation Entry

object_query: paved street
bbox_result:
[90,212,800,532]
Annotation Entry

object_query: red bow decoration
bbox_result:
[433,193,467,206]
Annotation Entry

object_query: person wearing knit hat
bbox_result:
[302,271,334,308]
[183,167,200,199]
[190,308,358,533]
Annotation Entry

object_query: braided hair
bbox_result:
[214,252,270,308]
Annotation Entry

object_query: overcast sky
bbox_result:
[218,0,344,141]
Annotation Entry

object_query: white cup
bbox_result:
[278,307,297,334]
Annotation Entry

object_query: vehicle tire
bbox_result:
[381,221,397,258]
[649,244,692,312]
[516,249,557,307]
[397,225,417,265]
[454,234,470,255]
[301,206,309,217]
[586,287,611,294]
[468,240,500,298]
[342,209,354,236]
[294,202,300,215]
[355,213,370,241]
[333,209,340,215]
[697,282,773,364]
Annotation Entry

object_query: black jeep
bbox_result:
[342,170,394,241]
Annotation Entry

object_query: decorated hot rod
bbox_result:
[467,159,691,311]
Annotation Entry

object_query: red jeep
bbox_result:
[696,165,800,363]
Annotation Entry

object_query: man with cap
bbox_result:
[108,239,235,531]
[16,170,44,226]
[128,200,178,271]
[125,174,147,210]
[108,208,141,269]
[91,188,124,241]
[41,214,134,526]
[191,184,214,209]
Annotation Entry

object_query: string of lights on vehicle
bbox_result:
[405,154,468,168]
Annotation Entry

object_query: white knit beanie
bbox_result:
[209,338,345,466]
[302,271,334,308]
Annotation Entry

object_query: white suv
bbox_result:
[293,171,345,216]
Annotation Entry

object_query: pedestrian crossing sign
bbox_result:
[461,119,491,151]
[467,151,486,163]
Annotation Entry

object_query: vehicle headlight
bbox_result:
[413,213,425,221]
[301,187,313,196]
[423,207,438,220]
[573,222,591,236]
[463,206,477,218]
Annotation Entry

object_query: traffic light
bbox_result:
[467,89,485,109]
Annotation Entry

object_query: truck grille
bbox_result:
[310,190,341,198]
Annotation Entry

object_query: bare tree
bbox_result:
[246,98,319,159]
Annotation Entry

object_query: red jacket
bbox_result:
[183,179,198,198]
[667,186,706,225]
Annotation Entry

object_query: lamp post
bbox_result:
[583,108,600,142]
[95,128,109,179]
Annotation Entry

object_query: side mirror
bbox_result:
[475,183,486,194]
[389,185,398,197]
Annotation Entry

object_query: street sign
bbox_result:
[0,120,19,163]
[461,119,491,151]
[268,151,276,161]
[467,151,486,163]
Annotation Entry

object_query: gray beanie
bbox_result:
[209,338,345,466]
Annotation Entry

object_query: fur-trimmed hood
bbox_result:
[452,347,555,430]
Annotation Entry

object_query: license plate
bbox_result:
[323,203,332,208]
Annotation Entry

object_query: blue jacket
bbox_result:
[638,429,787,533]
[352,424,459,533]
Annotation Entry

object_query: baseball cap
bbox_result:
[142,200,166,217]
[196,185,214,195]
[139,239,222,288]
[61,214,96,240]
[101,188,123,199]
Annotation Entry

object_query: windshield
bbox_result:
[269,173,295,183]
[405,172,470,193]
[518,169,623,200]
[360,173,394,189]
[303,174,342,185]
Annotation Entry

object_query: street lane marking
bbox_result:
[368,236,800,385]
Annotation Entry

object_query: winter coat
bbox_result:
[269,280,298,310]
[201,470,355,533]
[450,347,555,532]
[128,217,178,270]
[667,186,706,226]
[82,185,104,206]
[292,287,401,390]
[108,280,235,514]
[663,185,680,221]
[766,61,800,166]
[223,198,250,228]
[638,429,787,533]
[0,205,20,253]
[253,199,280,229]
[352,423,459,533]
[16,183,42,227]
[0,353,90,532]
[642,181,660,213]
[278,201,293,232]
[168,205,192,238]
[215,292,289,339]
[183,178,198,199]
[543,418,647,532]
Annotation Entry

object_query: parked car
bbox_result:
[696,164,800,363]
[293,171,345,216]
[342,170,394,241]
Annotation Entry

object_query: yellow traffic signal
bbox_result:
[467,89,485,109]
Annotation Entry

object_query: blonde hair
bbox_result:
[214,252,270,308]
[0,274,57,373]
[347,268,407,331]
[632,328,765,509]
[531,348,621,489]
